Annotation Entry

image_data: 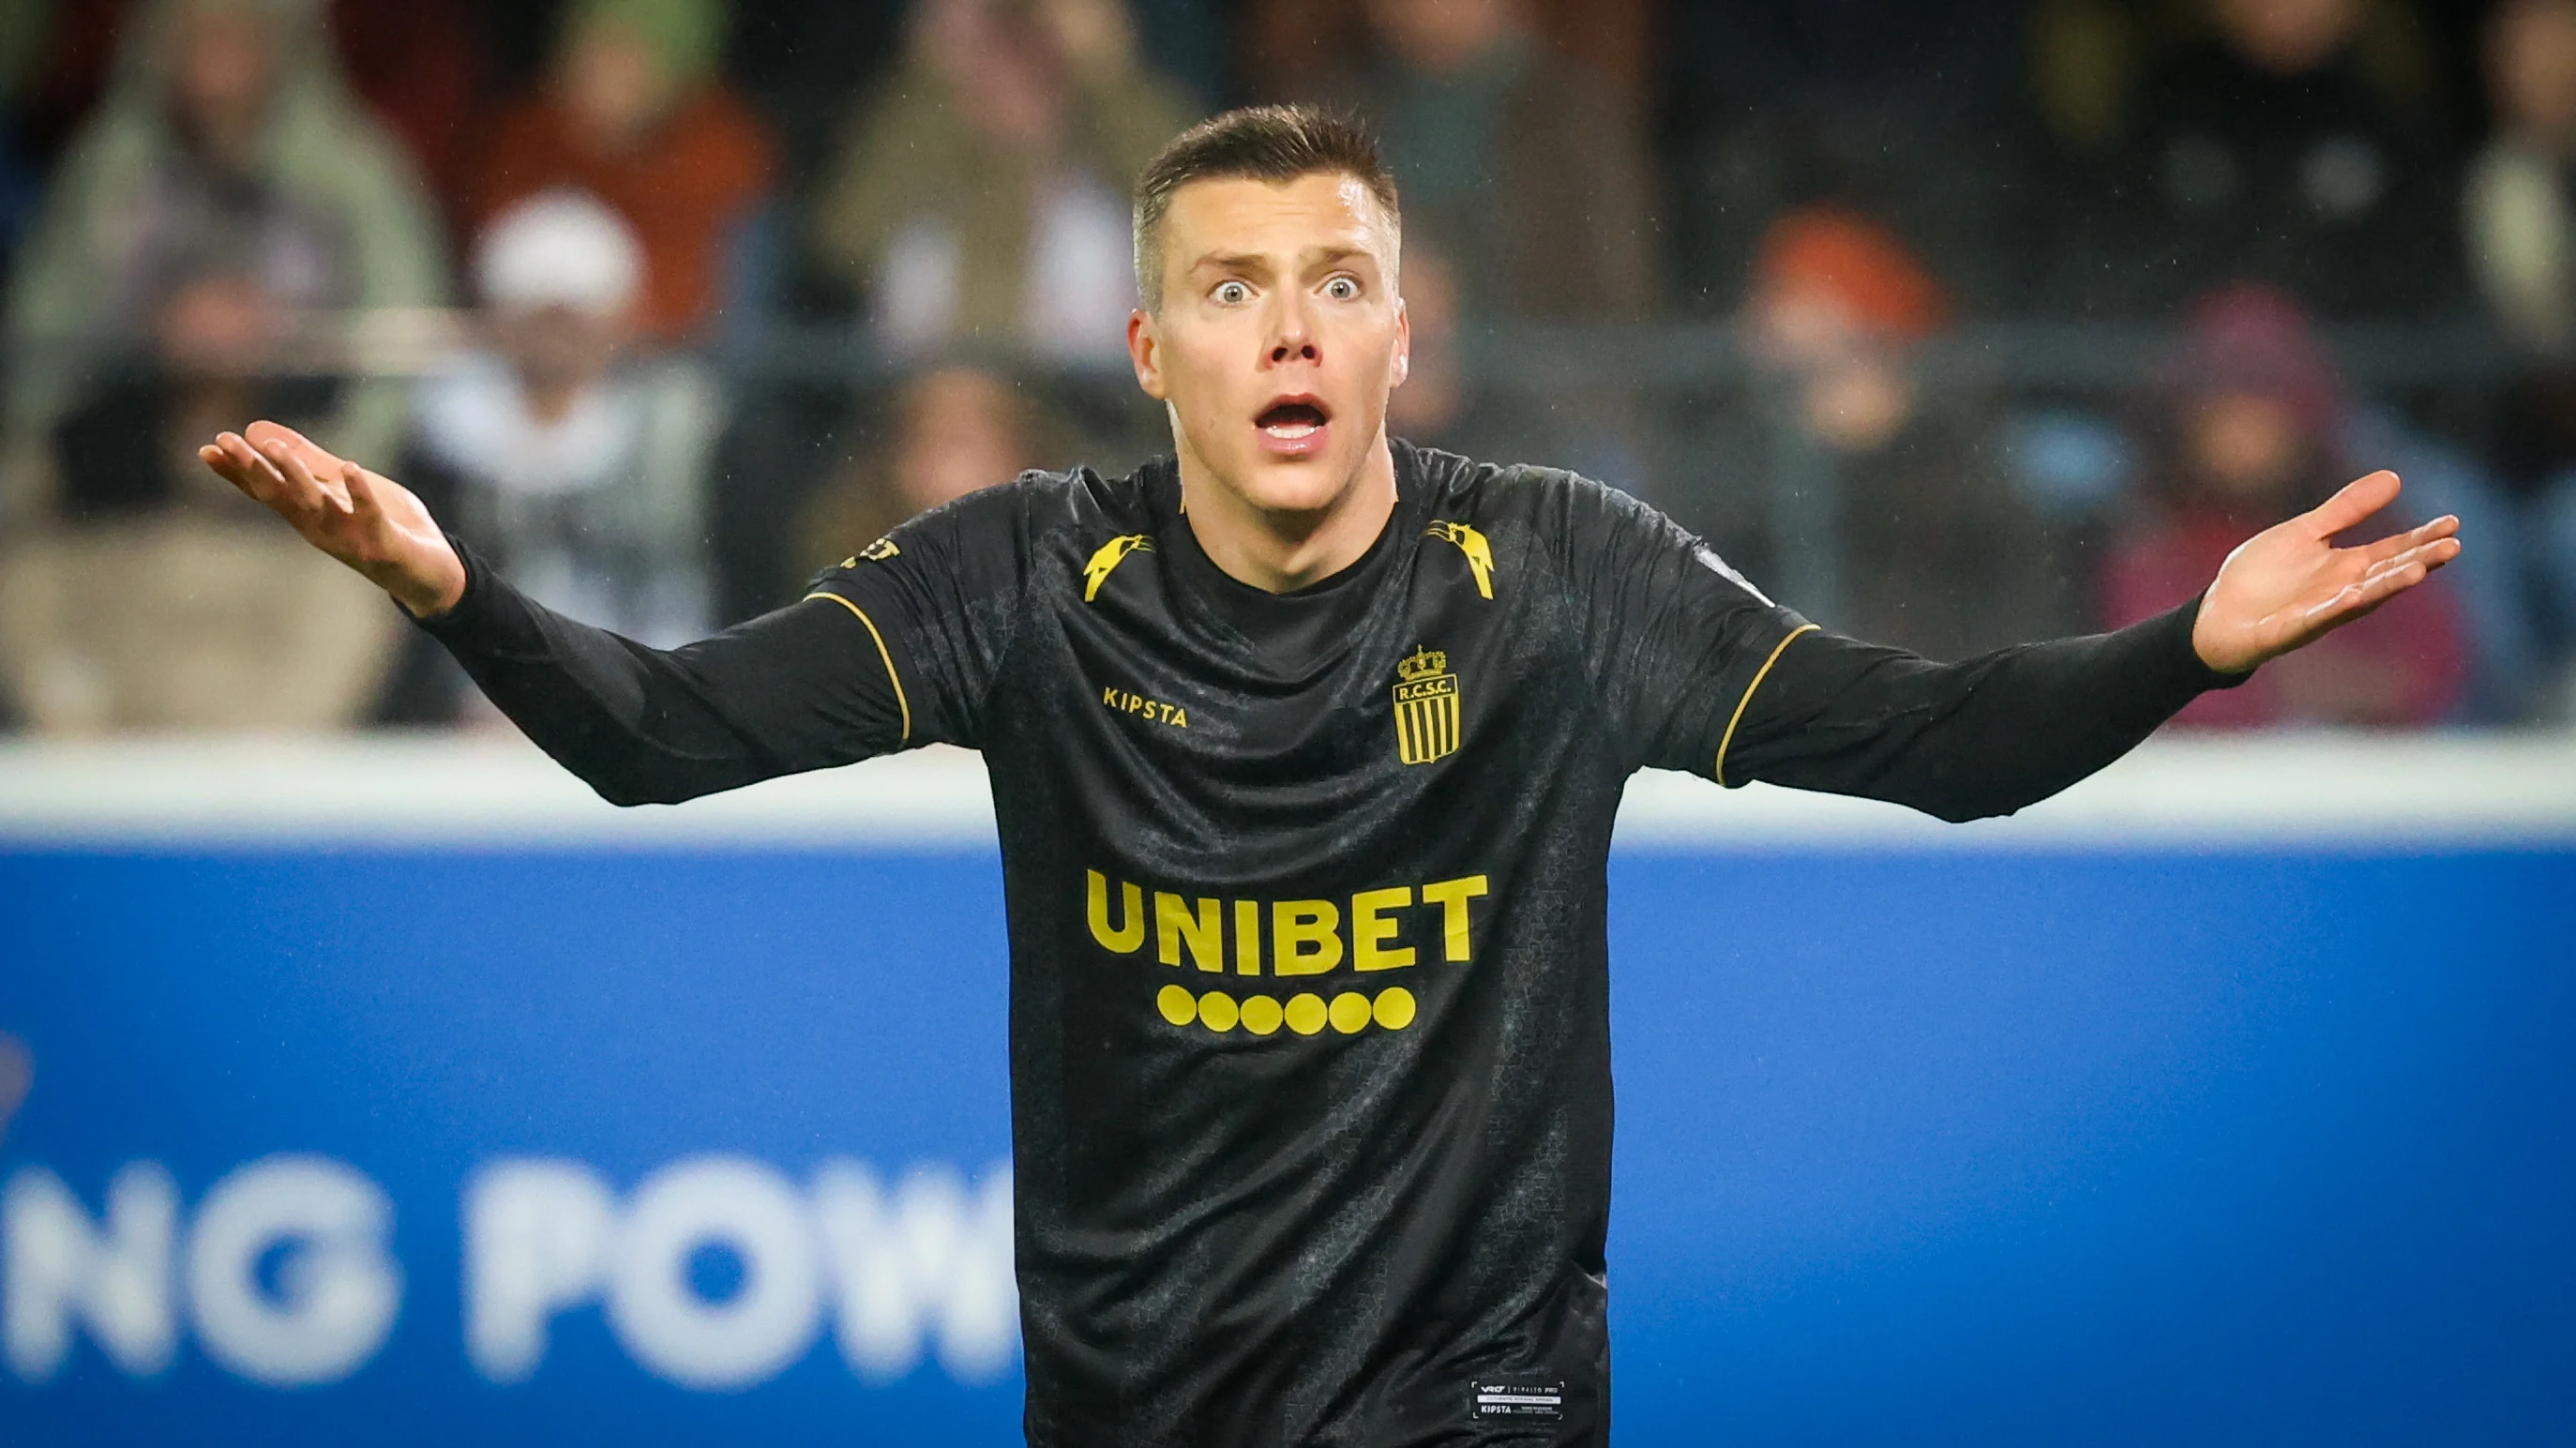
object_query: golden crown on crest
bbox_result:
[1397,647,1449,683]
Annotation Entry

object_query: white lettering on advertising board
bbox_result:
[5,1154,1017,1391]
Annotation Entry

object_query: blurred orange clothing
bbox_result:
[471,88,774,339]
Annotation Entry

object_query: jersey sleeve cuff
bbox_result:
[2166,593,2255,695]
[406,534,548,658]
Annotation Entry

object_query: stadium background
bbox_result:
[3,0,2575,1440]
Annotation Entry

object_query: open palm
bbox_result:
[2190,470,2462,675]
[198,421,466,618]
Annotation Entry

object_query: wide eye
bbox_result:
[1213,279,1251,306]
[1324,275,1361,301]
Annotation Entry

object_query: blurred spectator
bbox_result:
[17,1,485,189]
[53,230,341,520]
[732,0,1214,194]
[1660,0,2022,314]
[3,0,446,509]
[0,241,399,732]
[1242,0,1653,126]
[2026,0,2443,161]
[724,4,911,192]
[406,191,722,658]
[2471,0,2576,358]
[1384,242,1531,461]
[2097,0,2461,318]
[1387,235,1646,495]
[326,1,486,214]
[1328,0,1659,327]
[806,0,1190,360]
[1742,204,2074,658]
[2027,0,2162,160]
[2103,284,2467,726]
[2463,0,2576,711]
[787,364,1062,586]
[472,0,774,341]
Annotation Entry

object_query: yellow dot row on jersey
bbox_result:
[1156,985,1417,1035]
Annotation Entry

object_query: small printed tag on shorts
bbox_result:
[1471,1380,1565,1421]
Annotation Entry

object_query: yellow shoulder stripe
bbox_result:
[1081,535,1153,602]
[1715,624,1818,787]
[803,591,911,747]
[1423,520,1495,599]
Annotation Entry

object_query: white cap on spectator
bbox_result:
[475,189,645,317]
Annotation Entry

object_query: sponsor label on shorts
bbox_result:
[1471,1380,1565,1421]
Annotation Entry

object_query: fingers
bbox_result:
[243,419,347,480]
[2302,470,2400,538]
[2355,514,2461,566]
[342,461,392,520]
[2321,564,2422,631]
[198,420,352,516]
[2300,538,2455,627]
[198,441,243,490]
[258,430,352,515]
[2366,535,2462,586]
[203,430,291,504]
[2403,534,2462,574]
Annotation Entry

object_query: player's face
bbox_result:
[1128,173,1409,517]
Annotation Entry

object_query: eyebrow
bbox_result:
[1189,251,1273,277]
[1187,246,1378,277]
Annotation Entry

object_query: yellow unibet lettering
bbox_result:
[1082,869,1488,975]
[1350,886,1415,972]
[1233,899,1261,976]
[1419,875,1488,962]
[1272,900,1343,976]
[1156,893,1222,973]
[1088,870,1144,953]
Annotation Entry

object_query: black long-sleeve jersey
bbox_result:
[418,442,2244,1446]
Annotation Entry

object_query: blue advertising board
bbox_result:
[4,836,2572,1442]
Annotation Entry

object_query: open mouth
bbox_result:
[1256,397,1332,440]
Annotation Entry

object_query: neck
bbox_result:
[180,109,265,173]
[518,371,594,425]
[1177,431,1399,593]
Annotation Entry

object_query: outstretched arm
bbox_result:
[200,423,909,806]
[1719,471,2462,822]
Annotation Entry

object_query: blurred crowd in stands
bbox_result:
[0,0,2564,734]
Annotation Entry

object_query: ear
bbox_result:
[1392,294,1411,388]
[1127,309,1167,401]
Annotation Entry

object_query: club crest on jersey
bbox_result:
[1082,534,1153,602]
[1393,647,1462,765]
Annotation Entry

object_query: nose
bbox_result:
[1266,294,1318,368]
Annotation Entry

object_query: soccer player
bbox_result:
[199,107,2457,1445]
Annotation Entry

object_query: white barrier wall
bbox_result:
[3,731,2573,846]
